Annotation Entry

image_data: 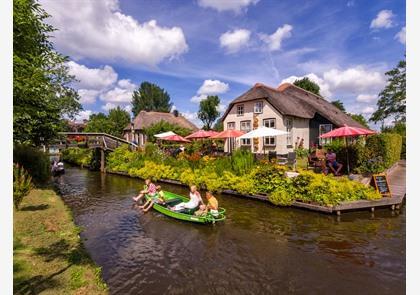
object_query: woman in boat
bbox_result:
[141,185,165,213]
[132,179,156,203]
[170,185,203,212]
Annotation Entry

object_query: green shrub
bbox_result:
[355,133,402,173]
[294,147,309,159]
[62,148,92,167]
[13,144,50,184]
[231,149,255,175]
[13,164,32,210]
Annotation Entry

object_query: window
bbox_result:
[263,118,276,146]
[227,122,235,130]
[237,104,244,116]
[319,124,333,145]
[240,121,251,145]
[285,117,293,146]
[254,101,263,113]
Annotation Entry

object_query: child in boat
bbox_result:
[170,185,203,212]
[132,179,156,203]
[141,185,165,213]
[195,191,219,216]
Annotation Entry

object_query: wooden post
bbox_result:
[100,149,105,173]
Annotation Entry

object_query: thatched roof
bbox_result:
[124,111,198,131]
[221,83,366,128]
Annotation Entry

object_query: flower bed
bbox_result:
[104,145,381,207]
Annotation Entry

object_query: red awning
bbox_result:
[185,130,220,139]
[211,130,245,139]
[161,134,191,142]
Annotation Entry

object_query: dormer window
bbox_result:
[237,104,244,116]
[254,101,263,113]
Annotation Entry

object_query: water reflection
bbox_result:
[54,167,405,295]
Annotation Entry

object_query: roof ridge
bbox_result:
[277,82,326,100]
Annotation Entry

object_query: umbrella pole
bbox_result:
[346,137,350,174]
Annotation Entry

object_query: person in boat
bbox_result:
[141,185,165,212]
[170,185,203,212]
[326,148,343,176]
[132,179,156,203]
[194,191,219,216]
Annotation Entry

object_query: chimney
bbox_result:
[173,109,179,117]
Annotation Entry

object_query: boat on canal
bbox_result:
[145,191,226,224]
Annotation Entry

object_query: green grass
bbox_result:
[13,189,108,295]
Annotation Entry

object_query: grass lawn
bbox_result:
[14,189,108,295]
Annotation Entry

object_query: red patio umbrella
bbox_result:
[211,130,245,153]
[319,125,376,174]
[161,134,191,142]
[185,130,220,139]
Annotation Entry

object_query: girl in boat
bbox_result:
[132,179,156,203]
[141,185,165,213]
[169,185,203,212]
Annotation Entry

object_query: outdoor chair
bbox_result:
[278,152,297,170]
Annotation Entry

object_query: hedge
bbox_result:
[13,144,50,184]
[355,133,402,174]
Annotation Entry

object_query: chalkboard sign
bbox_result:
[372,174,391,197]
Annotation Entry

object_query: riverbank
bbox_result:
[14,188,108,294]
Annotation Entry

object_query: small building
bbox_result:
[221,82,366,154]
[123,110,198,146]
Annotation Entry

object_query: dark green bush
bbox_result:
[356,133,402,173]
[62,148,93,167]
[231,149,255,175]
[13,144,50,183]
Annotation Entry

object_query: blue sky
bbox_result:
[40,0,405,127]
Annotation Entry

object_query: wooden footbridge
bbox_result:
[50,132,138,172]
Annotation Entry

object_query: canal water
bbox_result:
[53,166,405,295]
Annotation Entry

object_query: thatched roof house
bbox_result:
[221,82,367,154]
[123,110,198,145]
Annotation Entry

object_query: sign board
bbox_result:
[372,174,391,197]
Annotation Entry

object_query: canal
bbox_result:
[54,166,405,294]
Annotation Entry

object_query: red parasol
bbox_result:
[210,129,245,139]
[210,129,245,153]
[319,125,376,138]
[319,125,376,174]
[185,130,220,139]
[161,134,191,142]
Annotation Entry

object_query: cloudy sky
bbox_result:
[40,0,405,127]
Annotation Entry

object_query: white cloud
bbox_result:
[361,106,375,114]
[75,110,93,122]
[281,73,332,98]
[217,103,227,112]
[191,94,208,103]
[370,10,394,29]
[181,111,203,127]
[78,89,100,104]
[395,26,406,44]
[102,102,118,111]
[323,66,385,93]
[67,61,118,90]
[198,80,229,95]
[99,79,136,103]
[198,0,259,13]
[260,24,293,51]
[356,94,377,103]
[191,80,229,103]
[219,29,251,53]
[41,0,188,66]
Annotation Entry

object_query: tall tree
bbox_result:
[84,107,130,137]
[131,82,173,116]
[197,95,220,130]
[293,77,321,96]
[350,114,369,128]
[14,0,81,145]
[370,59,406,123]
[331,100,346,113]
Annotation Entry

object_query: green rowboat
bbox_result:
[145,191,226,224]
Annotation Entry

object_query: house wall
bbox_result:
[123,130,146,146]
[223,99,310,154]
[309,113,336,147]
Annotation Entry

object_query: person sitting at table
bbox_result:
[326,149,343,176]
